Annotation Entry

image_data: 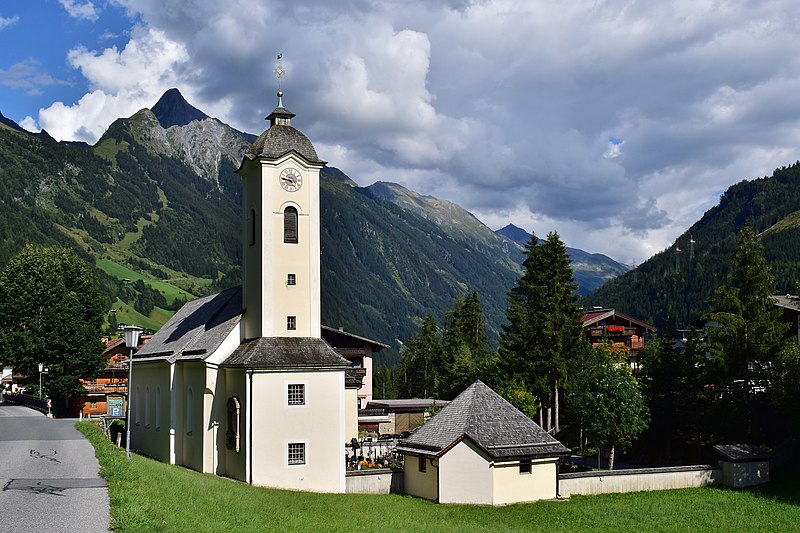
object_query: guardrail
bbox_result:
[2,392,50,415]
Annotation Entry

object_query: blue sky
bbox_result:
[0,1,133,124]
[2,1,800,265]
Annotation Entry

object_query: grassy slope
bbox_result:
[77,422,800,533]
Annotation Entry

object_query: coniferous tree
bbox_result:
[397,314,440,398]
[439,292,489,398]
[497,231,587,433]
[704,226,795,440]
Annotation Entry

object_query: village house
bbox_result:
[396,380,569,505]
[70,335,151,418]
[129,90,381,493]
[582,308,656,369]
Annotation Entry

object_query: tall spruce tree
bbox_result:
[704,226,793,440]
[397,314,440,398]
[497,231,587,433]
[439,292,489,399]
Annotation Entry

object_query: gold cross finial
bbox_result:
[275,54,285,101]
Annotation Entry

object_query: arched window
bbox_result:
[186,387,193,436]
[145,386,150,428]
[155,387,161,430]
[134,386,141,425]
[226,397,241,452]
[248,208,256,246]
[284,206,298,244]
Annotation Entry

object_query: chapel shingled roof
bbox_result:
[396,380,569,459]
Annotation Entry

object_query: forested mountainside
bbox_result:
[0,88,627,361]
[584,161,800,329]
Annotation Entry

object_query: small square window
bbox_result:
[519,458,532,474]
[288,383,305,406]
[287,316,296,330]
[288,442,305,465]
[287,274,296,286]
[418,456,427,473]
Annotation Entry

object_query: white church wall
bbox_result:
[130,361,171,462]
[250,369,345,493]
[220,367,248,481]
[177,361,206,472]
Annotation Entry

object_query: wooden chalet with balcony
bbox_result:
[69,334,151,418]
[582,308,655,369]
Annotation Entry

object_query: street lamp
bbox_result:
[124,325,143,461]
[37,363,48,399]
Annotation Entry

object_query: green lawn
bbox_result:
[76,422,800,532]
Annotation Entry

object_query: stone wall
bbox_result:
[559,465,721,497]
[345,468,404,494]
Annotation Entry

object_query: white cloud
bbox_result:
[36,26,193,142]
[33,0,800,263]
[59,0,100,21]
[0,15,20,30]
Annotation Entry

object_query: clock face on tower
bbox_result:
[279,168,303,192]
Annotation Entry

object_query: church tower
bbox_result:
[237,73,325,340]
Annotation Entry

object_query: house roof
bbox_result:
[773,294,800,312]
[713,444,771,462]
[582,308,656,332]
[321,325,390,350]
[366,399,449,412]
[396,380,569,460]
[134,286,242,363]
[223,337,349,369]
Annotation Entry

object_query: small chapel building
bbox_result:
[130,91,362,493]
[396,380,569,505]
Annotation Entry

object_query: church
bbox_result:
[130,88,367,493]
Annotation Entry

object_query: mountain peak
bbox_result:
[151,88,209,129]
[0,111,28,134]
[496,224,532,246]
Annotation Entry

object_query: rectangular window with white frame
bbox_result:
[287,315,296,330]
[287,383,305,406]
[287,442,306,466]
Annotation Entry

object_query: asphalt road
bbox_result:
[0,404,111,532]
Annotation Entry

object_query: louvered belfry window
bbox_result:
[284,206,298,244]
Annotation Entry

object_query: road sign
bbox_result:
[107,396,125,418]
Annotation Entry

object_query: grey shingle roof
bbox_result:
[396,380,569,460]
[135,286,242,363]
[244,122,323,164]
[713,444,771,462]
[223,337,350,369]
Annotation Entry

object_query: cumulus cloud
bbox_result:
[31,0,800,262]
[59,0,99,21]
[36,26,193,142]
